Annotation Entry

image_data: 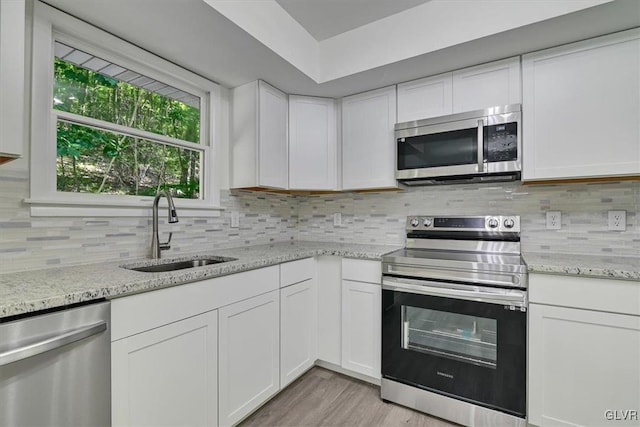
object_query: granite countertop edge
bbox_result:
[0,241,402,319]
[524,252,640,281]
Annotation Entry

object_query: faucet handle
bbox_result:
[159,232,173,251]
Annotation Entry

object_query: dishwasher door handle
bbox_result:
[0,321,107,367]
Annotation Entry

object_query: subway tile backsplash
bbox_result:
[0,166,638,273]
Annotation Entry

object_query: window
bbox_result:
[29,2,221,216]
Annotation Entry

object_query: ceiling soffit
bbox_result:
[204,0,614,84]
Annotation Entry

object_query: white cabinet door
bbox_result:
[111,310,218,427]
[316,256,342,365]
[289,96,337,190]
[522,29,640,181]
[452,57,521,113]
[342,86,397,190]
[231,80,288,189]
[280,279,318,387]
[0,0,25,163]
[397,72,453,122]
[529,304,640,427]
[341,279,381,379]
[218,290,280,427]
[258,81,289,188]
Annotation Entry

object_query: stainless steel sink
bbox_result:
[125,257,237,273]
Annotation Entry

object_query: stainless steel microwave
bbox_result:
[395,104,521,185]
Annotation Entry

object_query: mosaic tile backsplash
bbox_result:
[298,181,639,257]
[1,161,638,273]
[0,167,297,273]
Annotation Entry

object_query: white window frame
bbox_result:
[27,1,222,217]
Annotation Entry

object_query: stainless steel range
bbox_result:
[381,215,527,427]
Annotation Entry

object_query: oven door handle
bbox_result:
[382,277,527,308]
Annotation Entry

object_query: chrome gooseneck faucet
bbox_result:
[151,190,179,259]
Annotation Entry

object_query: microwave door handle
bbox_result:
[477,119,485,173]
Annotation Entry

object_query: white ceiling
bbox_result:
[42,0,640,98]
[275,0,430,41]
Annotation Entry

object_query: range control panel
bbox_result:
[406,215,520,233]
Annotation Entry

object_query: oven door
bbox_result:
[382,276,526,418]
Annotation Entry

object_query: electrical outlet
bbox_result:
[333,212,342,226]
[608,210,626,231]
[230,211,240,228]
[546,211,561,230]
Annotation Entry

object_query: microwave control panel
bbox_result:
[485,122,518,162]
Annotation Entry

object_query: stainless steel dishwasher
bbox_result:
[0,300,110,427]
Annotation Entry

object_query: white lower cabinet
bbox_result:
[316,256,342,365]
[528,274,640,427]
[218,290,280,427]
[280,279,318,387]
[341,279,381,379]
[111,310,218,427]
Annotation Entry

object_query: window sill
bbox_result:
[24,197,223,218]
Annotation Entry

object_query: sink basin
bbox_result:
[126,257,237,273]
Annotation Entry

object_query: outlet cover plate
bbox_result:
[333,212,342,226]
[546,211,561,230]
[231,211,240,228]
[608,210,626,231]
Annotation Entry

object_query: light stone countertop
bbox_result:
[524,252,640,281]
[3,241,639,319]
[0,241,401,319]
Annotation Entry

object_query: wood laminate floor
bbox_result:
[239,367,459,427]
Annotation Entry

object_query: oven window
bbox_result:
[402,306,497,368]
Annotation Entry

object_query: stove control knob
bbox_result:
[487,218,499,229]
[504,218,516,229]
[410,217,420,227]
[423,218,433,227]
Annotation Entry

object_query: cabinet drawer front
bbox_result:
[529,273,640,316]
[111,265,279,341]
[280,257,315,288]
[342,258,381,284]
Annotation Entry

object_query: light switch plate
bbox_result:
[608,210,626,231]
[333,213,342,226]
[546,211,561,230]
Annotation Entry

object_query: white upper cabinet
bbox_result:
[396,57,521,122]
[288,96,338,190]
[341,86,397,190]
[232,80,288,189]
[452,57,521,113]
[0,0,25,163]
[397,72,453,123]
[522,29,640,181]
